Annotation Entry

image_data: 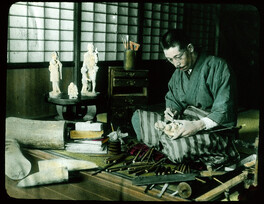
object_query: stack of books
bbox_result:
[65,122,108,154]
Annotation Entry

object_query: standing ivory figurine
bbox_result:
[68,82,78,99]
[81,43,99,96]
[49,51,62,98]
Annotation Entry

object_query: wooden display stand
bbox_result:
[45,93,102,121]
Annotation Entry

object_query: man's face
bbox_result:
[164,45,192,72]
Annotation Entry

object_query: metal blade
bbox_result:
[132,173,198,186]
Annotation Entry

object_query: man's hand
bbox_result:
[164,107,178,122]
[170,120,206,139]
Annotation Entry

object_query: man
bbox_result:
[131,29,239,169]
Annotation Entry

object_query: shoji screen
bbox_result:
[7,2,74,63]
[142,3,184,60]
[183,4,218,54]
[80,2,139,61]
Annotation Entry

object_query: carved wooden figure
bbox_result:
[68,82,78,99]
[81,43,99,96]
[49,51,62,98]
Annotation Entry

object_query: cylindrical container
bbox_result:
[124,50,136,70]
[108,141,121,155]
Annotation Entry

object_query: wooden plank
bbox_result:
[195,171,248,201]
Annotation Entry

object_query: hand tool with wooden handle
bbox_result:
[105,152,127,164]
[157,183,169,198]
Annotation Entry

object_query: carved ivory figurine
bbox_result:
[81,43,99,96]
[68,82,78,99]
[49,51,62,98]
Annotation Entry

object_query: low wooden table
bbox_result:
[45,93,102,121]
[5,149,187,201]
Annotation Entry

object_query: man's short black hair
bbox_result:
[161,29,191,51]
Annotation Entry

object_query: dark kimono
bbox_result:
[132,53,239,168]
[166,52,237,127]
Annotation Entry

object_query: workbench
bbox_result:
[6,148,253,201]
[5,148,187,201]
[5,109,259,201]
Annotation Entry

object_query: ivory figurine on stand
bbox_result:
[49,51,62,98]
[68,82,78,99]
[81,43,99,96]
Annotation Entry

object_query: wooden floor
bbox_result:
[5,149,187,201]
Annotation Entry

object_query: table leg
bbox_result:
[55,105,66,120]
[83,105,96,121]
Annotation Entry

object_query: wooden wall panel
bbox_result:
[6,67,74,119]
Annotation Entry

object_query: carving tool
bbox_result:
[110,122,115,132]
[195,177,206,184]
[144,184,155,193]
[134,167,149,176]
[123,158,133,165]
[106,165,128,172]
[128,164,152,172]
[157,183,169,198]
[145,157,166,173]
[92,162,116,175]
[105,152,127,164]
[132,161,154,165]
[174,169,184,174]
[160,166,167,175]
[93,153,127,175]
[155,165,162,175]
[166,166,172,174]
[140,147,152,161]
[107,162,153,172]
[146,147,155,162]
[133,147,143,163]
[200,125,242,134]
[144,185,151,193]
[170,190,179,197]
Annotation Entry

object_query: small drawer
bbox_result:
[113,78,148,87]
[111,96,148,106]
[113,70,148,78]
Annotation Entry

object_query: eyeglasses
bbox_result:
[166,50,186,64]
